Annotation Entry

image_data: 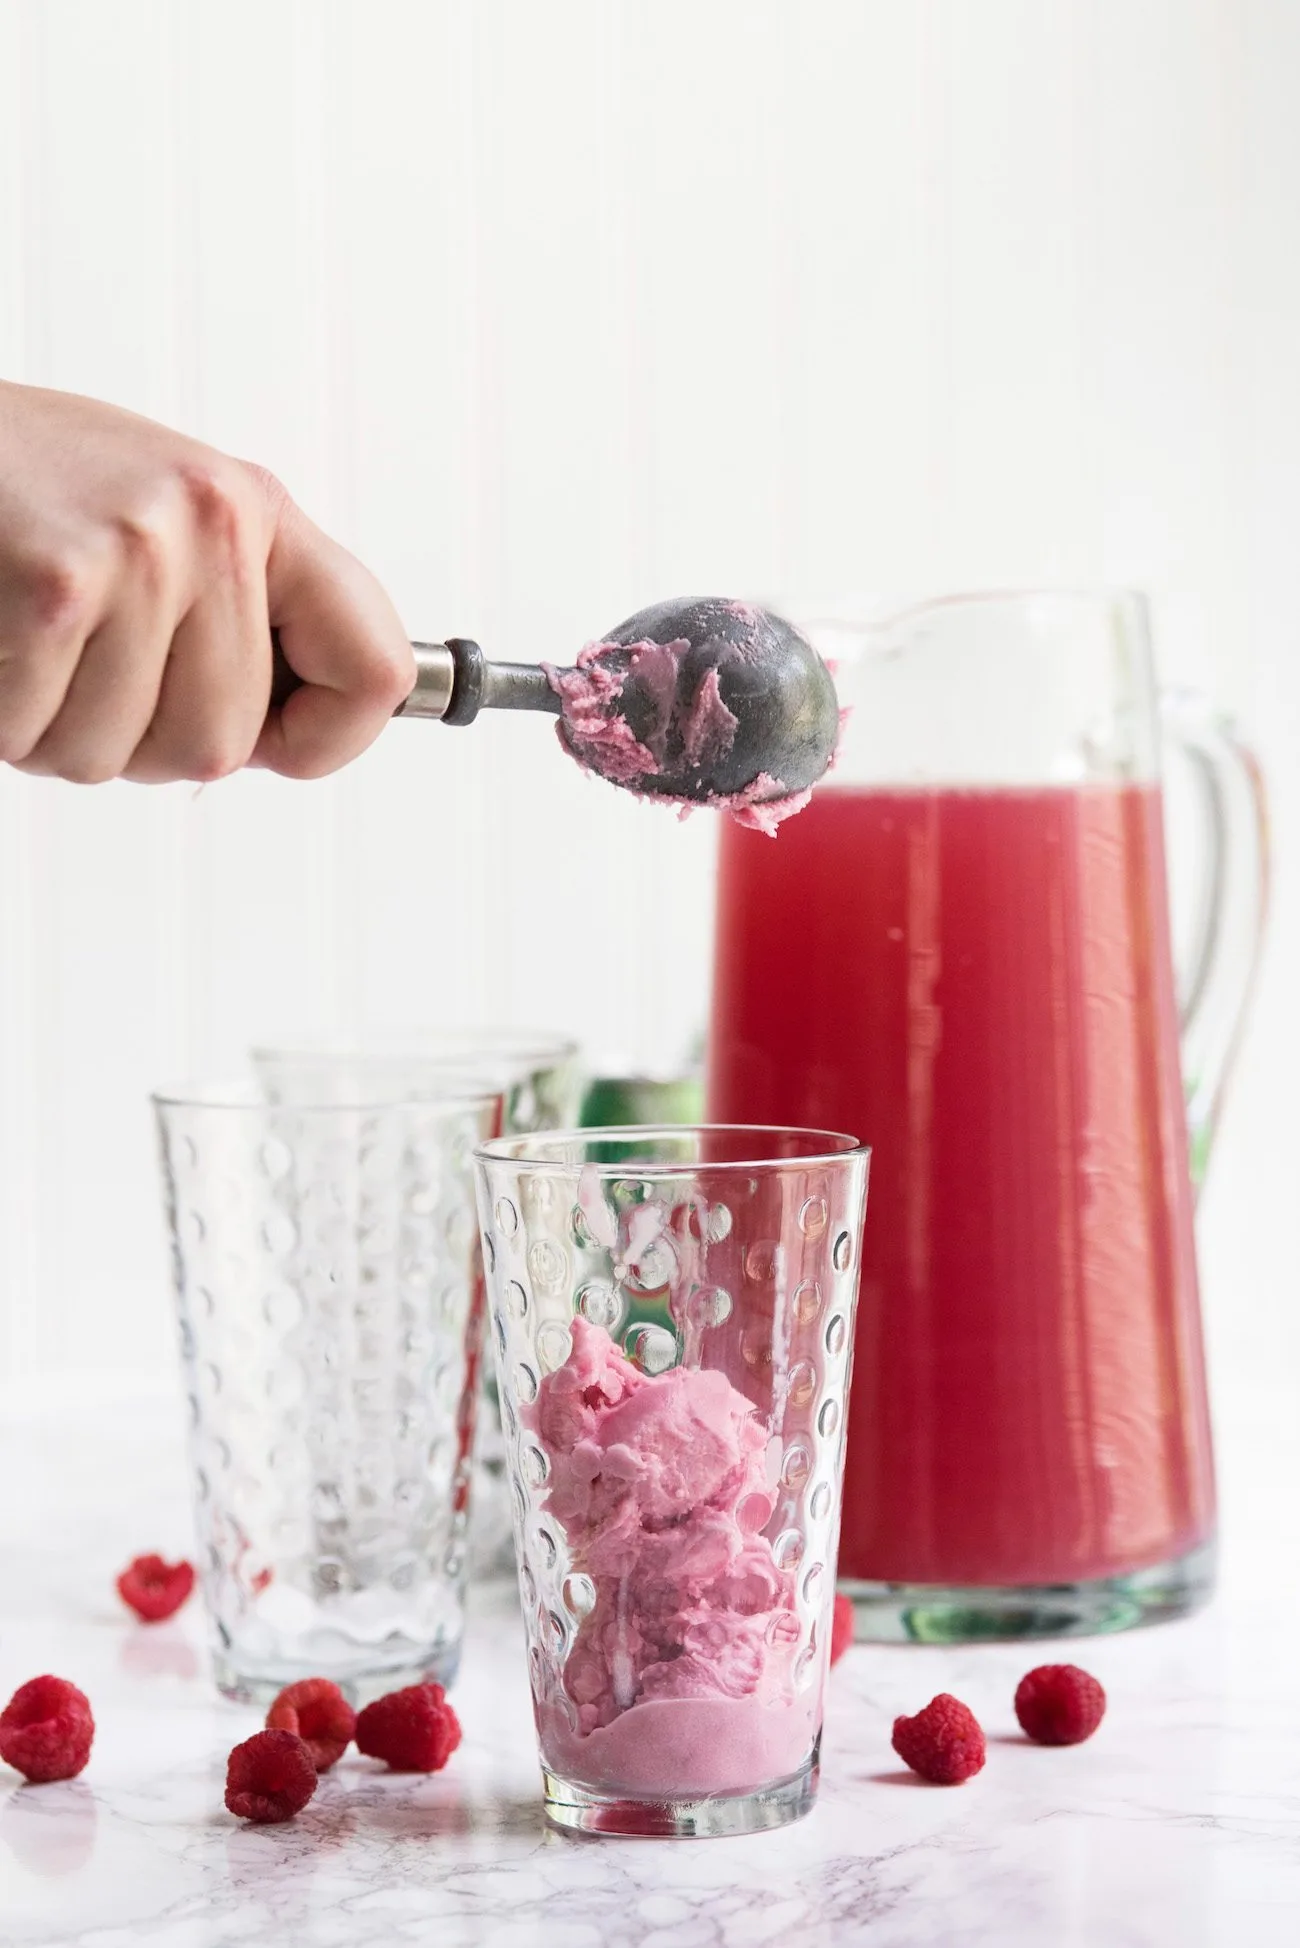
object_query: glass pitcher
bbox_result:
[706,590,1268,1641]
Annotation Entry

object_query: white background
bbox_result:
[0,0,1296,1393]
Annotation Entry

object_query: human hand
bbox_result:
[0,381,414,783]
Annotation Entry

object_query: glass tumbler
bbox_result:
[154,1080,498,1702]
[475,1125,870,1838]
[251,1032,583,1580]
[252,1029,581,1135]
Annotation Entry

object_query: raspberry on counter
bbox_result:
[266,1678,356,1772]
[225,1729,318,1823]
[0,1675,95,1783]
[1014,1664,1107,1745]
[116,1554,195,1623]
[891,1693,986,1785]
[355,1683,462,1773]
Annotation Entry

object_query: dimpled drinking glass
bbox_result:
[252,1030,581,1135]
[475,1125,870,1838]
[251,1033,583,1580]
[154,1081,498,1703]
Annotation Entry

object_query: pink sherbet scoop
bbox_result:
[542,596,840,833]
[525,1320,813,1794]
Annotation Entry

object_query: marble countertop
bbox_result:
[2,1371,1298,1948]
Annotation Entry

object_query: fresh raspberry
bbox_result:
[830,1593,855,1666]
[1014,1664,1107,1745]
[892,1693,986,1785]
[116,1554,195,1623]
[0,1676,95,1783]
[266,1678,356,1772]
[224,1729,318,1823]
[355,1682,462,1772]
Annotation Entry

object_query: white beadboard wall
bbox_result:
[0,0,1296,1389]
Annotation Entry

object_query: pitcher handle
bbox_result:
[1159,688,1271,1195]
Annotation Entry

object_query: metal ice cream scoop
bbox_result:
[270,596,840,807]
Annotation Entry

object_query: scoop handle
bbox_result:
[269,629,460,720]
[268,632,558,724]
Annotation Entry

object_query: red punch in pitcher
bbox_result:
[708,592,1267,1640]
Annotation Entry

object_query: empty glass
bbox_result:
[475,1125,870,1838]
[250,1031,583,1581]
[154,1080,497,1702]
[252,1029,581,1135]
